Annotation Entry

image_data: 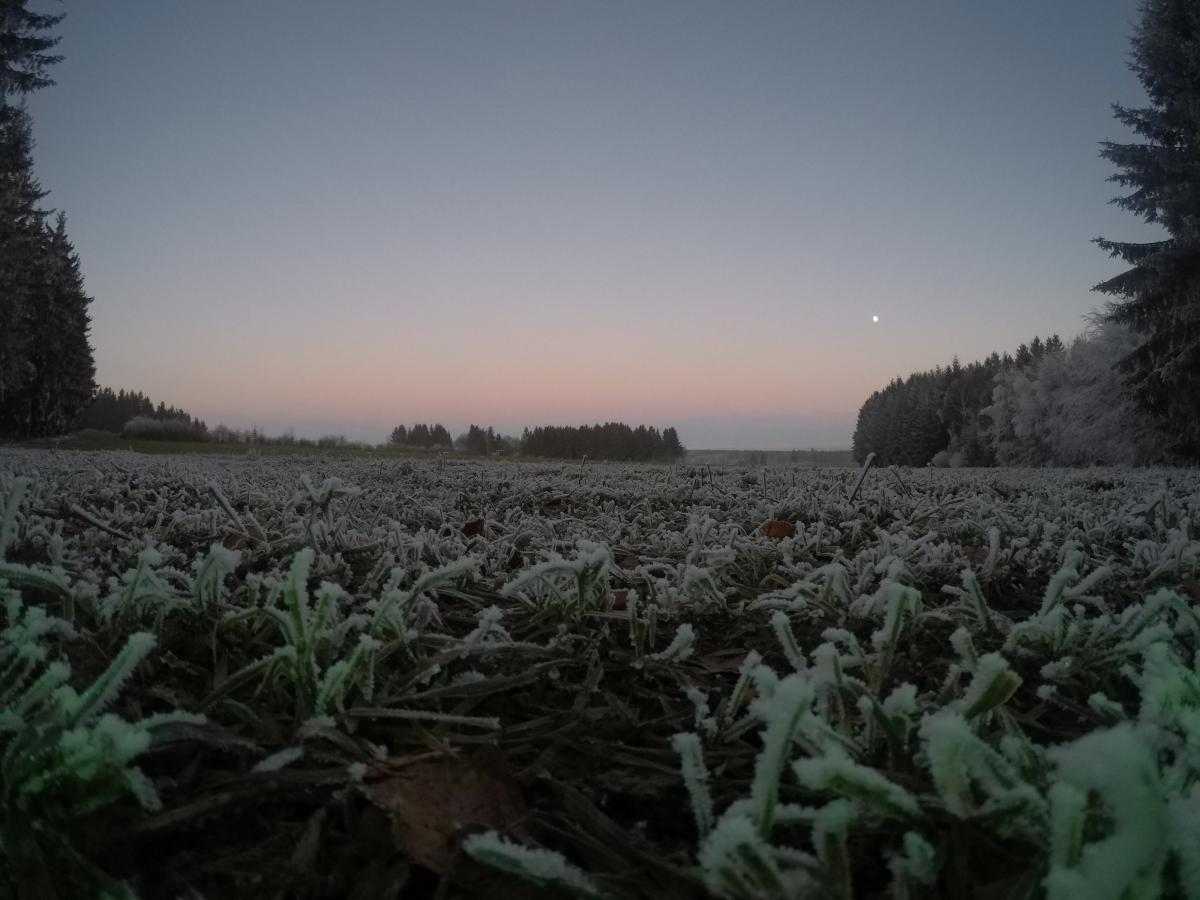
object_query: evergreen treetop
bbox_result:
[0,0,64,97]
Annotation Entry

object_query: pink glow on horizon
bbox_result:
[36,2,1141,448]
[92,300,884,443]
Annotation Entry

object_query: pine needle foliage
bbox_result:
[1095,0,1200,455]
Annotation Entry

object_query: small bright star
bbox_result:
[872,315,879,323]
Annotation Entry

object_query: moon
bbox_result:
[872,315,879,323]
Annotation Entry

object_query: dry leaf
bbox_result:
[367,749,524,875]
[760,520,797,539]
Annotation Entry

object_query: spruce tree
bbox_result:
[0,1,94,438]
[20,214,95,432]
[1,1,60,415]
[0,1,62,96]
[1096,0,1200,454]
[662,426,684,460]
[409,423,431,446]
[0,103,44,423]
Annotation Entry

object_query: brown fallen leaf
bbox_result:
[610,589,629,610]
[462,519,485,537]
[366,748,525,875]
[760,520,797,540]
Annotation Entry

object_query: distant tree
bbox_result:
[519,422,684,461]
[122,415,207,443]
[459,424,492,454]
[1096,0,1200,455]
[429,423,453,448]
[662,426,685,460]
[408,423,431,447]
[388,424,408,446]
[1014,343,1033,369]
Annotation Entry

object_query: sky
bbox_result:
[28,0,1154,448]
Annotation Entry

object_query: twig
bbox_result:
[888,465,913,497]
[207,481,261,545]
[65,503,134,541]
[848,452,876,503]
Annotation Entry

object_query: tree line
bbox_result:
[75,403,687,460]
[80,388,359,447]
[386,421,688,461]
[853,336,1063,466]
[454,424,517,455]
[387,423,453,449]
[0,4,95,439]
[856,0,1200,467]
[519,423,684,461]
[851,331,1169,467]
[80,388,206,435]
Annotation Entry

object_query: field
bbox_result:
[2,449,1199,899]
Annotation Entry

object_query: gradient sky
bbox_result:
[27,0,1154,448]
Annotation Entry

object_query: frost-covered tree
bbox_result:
[1095,0,1200,456]
[984,352,1062,466]
[983,324,1166,466]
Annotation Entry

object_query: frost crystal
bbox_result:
[672,731,714,836]
[463,831,605,899]
[1045,725,1169,900]
[795,748,919,819]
